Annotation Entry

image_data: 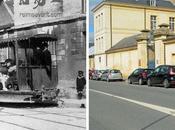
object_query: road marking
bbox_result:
[90,89,175,116]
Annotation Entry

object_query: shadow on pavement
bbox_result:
[0,102,58,108]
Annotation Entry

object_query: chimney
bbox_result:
[148,0,157,6]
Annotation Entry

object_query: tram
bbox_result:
[0,34,59,104]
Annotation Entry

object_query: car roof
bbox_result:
[157,65,175,68]
[137,68,154,70]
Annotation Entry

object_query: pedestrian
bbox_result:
[76,70,86,108]
[33,46,43,66]
[42,42,52,79]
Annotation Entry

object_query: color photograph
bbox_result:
[89,0,175,130]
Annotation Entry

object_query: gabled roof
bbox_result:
[93,0,175,12]
[106,34,139,53]
[0,0,14,30]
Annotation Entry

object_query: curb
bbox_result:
[62,98,86,108]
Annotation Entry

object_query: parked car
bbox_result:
[128,68,153,85]
[92,70,105,80]
[147,65,175,88]
[89,69,95,80]
[101,69,123,82]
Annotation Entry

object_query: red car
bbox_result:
[89,69,95,80]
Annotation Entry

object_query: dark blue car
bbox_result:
[147,65,175,88]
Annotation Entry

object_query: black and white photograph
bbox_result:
[0,0,86,129]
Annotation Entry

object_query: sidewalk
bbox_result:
[63,98,86,108]
[57,81,86,108]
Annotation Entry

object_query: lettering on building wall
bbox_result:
[33,0,46,9]
[19,0,62,9]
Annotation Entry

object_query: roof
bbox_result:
[106,34,139,53]
[93,0,175,12]
[0,1,14,30]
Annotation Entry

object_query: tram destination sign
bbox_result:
[14,0,63,26]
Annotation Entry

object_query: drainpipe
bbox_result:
[144,8,146,30]
[106,4,113,68]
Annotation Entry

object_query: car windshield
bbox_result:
[144,69,153,74]
[99,70,105,73]
[111,70,120,73]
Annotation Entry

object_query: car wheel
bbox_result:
[147,78,152,87]
[128,78,132,84]
[139,78,143,85]
[163,79,170,88]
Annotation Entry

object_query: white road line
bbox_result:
[90,89,175,116]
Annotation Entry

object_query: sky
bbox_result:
[89,0,102,43]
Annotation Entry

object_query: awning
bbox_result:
[0,34,57,44]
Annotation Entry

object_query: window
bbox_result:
[150,0,156,6]
[101,37,103,50]
[95,16,98,32]
[154,67,161,73]
[99,38,101,50]
[99,57,101,63]
[96,39,98,51]
[150,15,157,30]
[98,15,100,32]
[169,17,175,31]
[133,69,139,75]
[101,13,103,30]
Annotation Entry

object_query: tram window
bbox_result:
[48,42,57,67]
[18,48,27,66]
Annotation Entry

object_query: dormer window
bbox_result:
[150,0,156,6]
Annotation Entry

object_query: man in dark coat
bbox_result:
[76,70,86,108]
[42,43,52,79]
[33,46,43,66]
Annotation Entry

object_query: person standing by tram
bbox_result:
[42,42,52,80]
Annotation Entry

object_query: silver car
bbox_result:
[92,70,105,80]
[101,69,123,82]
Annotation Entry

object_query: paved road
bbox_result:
[0,104,86,130]
[89,80,175,130]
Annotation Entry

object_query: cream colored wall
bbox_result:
[94,3,175,72]
[94,5,111,55]
[94,54,107,70]
[146,9,175,30]
[89,57,95,69]
[137,41,148,68]
[111,6,145,46]
[155,36,166,67]
[107,49,138,78]
[94,4,175,54]
[165,43,175,65]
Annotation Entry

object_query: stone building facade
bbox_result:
[0,0,86,84]
[93,0,175,78]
